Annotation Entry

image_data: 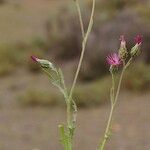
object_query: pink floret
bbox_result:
[119,35,125,42]
[106,53,121,66]
[31,55,38,62]
[134,35,142,45]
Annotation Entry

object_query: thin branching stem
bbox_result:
[99,105,114,150]
[66,0,95,131]
[99,57,133,150]
[65,1,95,149]
[110,71,115,105]
[113,68,125,106]
[69,0,95,101]
[75,0,85,39]
[99,68,125,150]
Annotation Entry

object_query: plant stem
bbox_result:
[65,1,95,149]
[69,0,95,101]
[99,68,125,150]
[75,0,85,39]
[99,105,114,150]
[113,68,125,106]
[67,0,95,129]
[110,71,115,105]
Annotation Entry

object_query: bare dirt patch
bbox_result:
[0,70,149,150]
[0,92,149,150]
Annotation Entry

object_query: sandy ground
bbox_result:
[0,94,149,150]
[0,71,150,150]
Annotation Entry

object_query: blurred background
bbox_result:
[0,0,150,149]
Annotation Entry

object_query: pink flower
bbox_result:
[31,55,38,62]
[106,53,121,66]
[134,35,142,45]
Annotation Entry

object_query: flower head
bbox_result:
[106,53,121,66]
[119,35,128,60]
[134,35,142,45]
[31,55,54,69]
[131,35,143,57]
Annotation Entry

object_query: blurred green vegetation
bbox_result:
[19,62,150,108]
[136,5,150,23]
[123,62,150,91]
[18,77,109,108]
[0,41,46,76]
[18,89,62,107]
[0,45,22,76]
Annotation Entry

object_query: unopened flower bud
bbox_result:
[119,35,128,60]
[130,35,142,57]
[31,55,54,69]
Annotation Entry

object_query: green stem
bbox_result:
[99,56,133,149]
[110,71,115,105]
[99,106,114,150]
[113,68,125,106]
[124,57,133,70]
[99,68,125,150]
[66,0,95,131]
[69,0,95,101]
[75,0,85,39]
[65,1,95,149]
[41,68,56,82]
[99,58,133,149]
[67,101,71,126]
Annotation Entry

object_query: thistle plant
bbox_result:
[31,0,95,150]
[98,35,142,150]
[30,0,143,149]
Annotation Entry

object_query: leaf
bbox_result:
[58,124,68,149]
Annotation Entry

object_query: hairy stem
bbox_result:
[99,55,134,150]
[67,0,95,129]
[65,0,95,149]
[99,68,125,150]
